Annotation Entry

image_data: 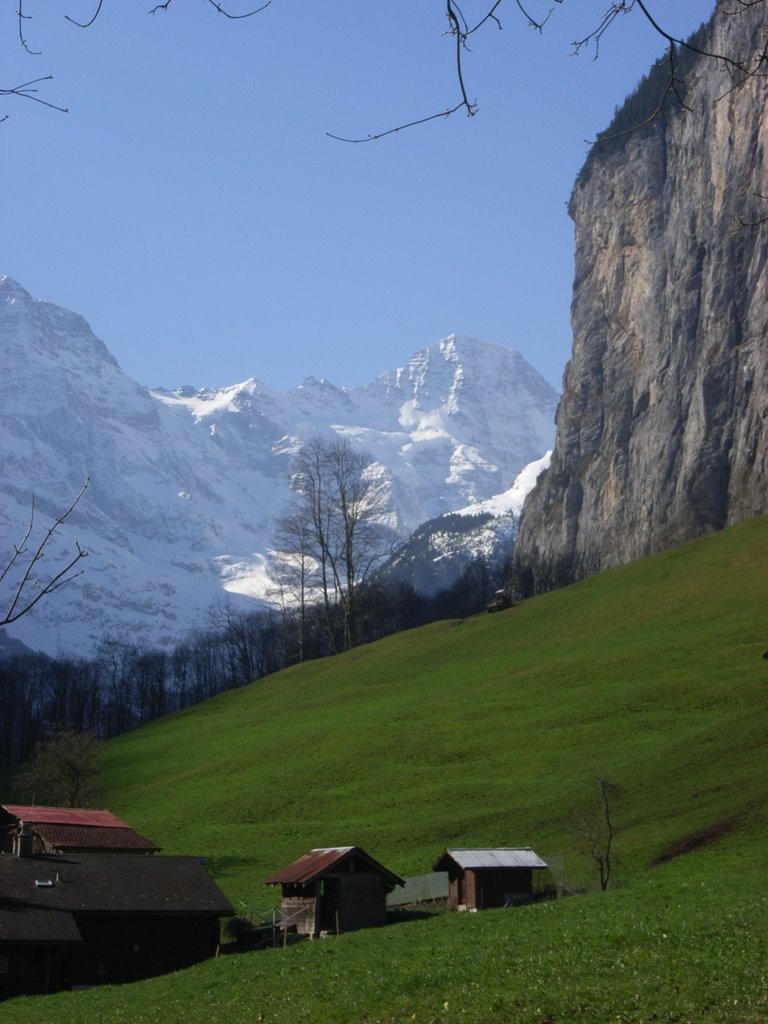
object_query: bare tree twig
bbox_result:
[326,101,467,143]
[65,0,105,29]
[575,0,768,77]
[327,0,487,144]
[206,0,271,18]
[1,479,90,627]
[5,0,270,120]
[17,0,41,54]
[0,77,69,114]
[588,41,691,145]
[509,0,551,34]
[327,0,767,144]
[149,0,270,17]
[6,0,768,133]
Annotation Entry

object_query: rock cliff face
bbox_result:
[514,0,768,593]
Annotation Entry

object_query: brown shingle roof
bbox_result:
[265,846,404,888]
[35,824,159,853]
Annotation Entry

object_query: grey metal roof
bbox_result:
[433,848,547,871]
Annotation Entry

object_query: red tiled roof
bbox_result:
[2,804,130,828]
[265,846,404,888]
[1,804,159,853]
[36,823,159,852]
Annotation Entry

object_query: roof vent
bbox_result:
[35,879,55,888]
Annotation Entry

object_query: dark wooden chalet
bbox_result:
[0,804,160,856]
[0,850,233,999]
[432,848,547,911]
[265,846,404,937]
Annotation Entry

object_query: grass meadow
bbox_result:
[3,515,768,1021]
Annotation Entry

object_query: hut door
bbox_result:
[318,877,341,933]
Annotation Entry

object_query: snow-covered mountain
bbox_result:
[0,276,558,655]
[383,453,552,594]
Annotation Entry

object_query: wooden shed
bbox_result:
[0,851,233,999]
[265,846,404,937]
[432,848,547,911]
[0,804,160,856]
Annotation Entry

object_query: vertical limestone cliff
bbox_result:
[514,0,768,593]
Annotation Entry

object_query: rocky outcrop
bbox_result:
[514,0,768,593]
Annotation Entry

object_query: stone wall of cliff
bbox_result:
[514,0,768,594]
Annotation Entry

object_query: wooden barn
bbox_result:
[266,846,404,937]
[0,804,160,856]
[0,849,233,999]
[432,848,547,911]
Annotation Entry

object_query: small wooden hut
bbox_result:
[265,846,404,937]
[432,848,547,911]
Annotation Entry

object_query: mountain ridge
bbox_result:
[0,277,558,656]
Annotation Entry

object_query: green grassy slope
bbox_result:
[97,515,768,897]
[4,516,768,1022]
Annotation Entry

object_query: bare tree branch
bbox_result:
[4,1,270,120]
[5,0,768,134]
[327,0,768,143]
[588,41,692,146]
[508,0,551,34]
[65,1,105,30]
[149,0,270,18]
[1,480,90,627]
[326,101,467,144]
[575,0,768,77]
[206,0,271,18]
[326,0,489,144]
[17,0,41,54]
[0,76,68,115]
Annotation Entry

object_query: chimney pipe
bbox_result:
[15,822,34,858]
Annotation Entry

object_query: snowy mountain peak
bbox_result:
[0,280,559,656]
[0,276,119,374]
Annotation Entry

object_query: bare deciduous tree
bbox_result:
[15,726,100,807]
[1,480,89,628]
[273,437,394,653]
[573,774,622,891]
[268,507,316,663]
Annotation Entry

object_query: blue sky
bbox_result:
[2,1,714,392]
